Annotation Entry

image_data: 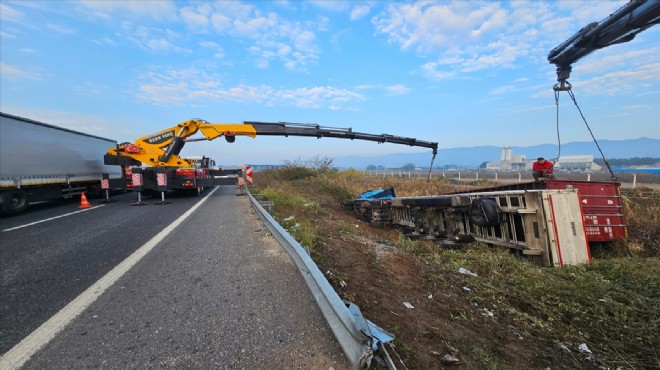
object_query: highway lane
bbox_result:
[1,187,348,369]
[0,191,202,354]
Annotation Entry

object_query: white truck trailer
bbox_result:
[0,112,122,216]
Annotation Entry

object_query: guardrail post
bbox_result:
[518,172,521,182]
[475,172,479,180]
[633,173,637,189]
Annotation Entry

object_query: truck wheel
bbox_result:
[0,190,29,215]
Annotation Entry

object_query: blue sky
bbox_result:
[1,0,659,166]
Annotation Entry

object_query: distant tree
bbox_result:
[595,157,660,167]
[401,163,416,171]
[366,165,377,171]
[479,161,488,169]
[377,165,385,170]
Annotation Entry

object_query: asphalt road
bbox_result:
[0,187,348,369]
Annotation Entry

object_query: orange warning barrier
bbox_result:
[79,193,91,208]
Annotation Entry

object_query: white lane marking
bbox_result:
[0,187,218,370]
[2,205,105,232]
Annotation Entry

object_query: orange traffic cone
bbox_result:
[79,193,91,208]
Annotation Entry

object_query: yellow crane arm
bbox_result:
[105,119,257,167]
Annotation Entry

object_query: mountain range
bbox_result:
[332,137,660,169]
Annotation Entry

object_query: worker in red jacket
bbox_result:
[532,157,554,181]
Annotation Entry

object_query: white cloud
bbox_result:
[574,47,660,76]
[0,63,41,80]
[0,31,17,39]
[373,0,641,82]
[308,1,349,12]
[385,84,411,96]
[181,3,322,71]
[96,37,117,46]
[350,5,370,21]
[127,25,191,53]
[575,62,660,96]
[0,3,23,22]
[373,2,510,52]
[179,4,211,28]
[136,66,364,109]
[78,0,177,21]
[46,23,75,35]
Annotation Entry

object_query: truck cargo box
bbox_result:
[451,180,627,244]
[0,112,122,215]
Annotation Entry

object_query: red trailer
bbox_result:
[458,180,627,244]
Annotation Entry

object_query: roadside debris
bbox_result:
[440,354,461,365]
[403,302,414,309]
[458,267,478,277]
[578,343,594,360]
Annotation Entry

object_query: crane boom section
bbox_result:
[105,119,438,168]
[548,0,660,87]
[246,121,439,152]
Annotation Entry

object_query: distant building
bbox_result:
[554,155,602,172]
[485,148,601,172]
[485,146,527,171]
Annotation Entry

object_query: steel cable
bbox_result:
[565,88,617,180]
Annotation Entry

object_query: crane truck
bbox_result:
[104,118,438,194]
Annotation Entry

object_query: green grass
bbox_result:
[430,247,660,369]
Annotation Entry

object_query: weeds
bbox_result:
[435,246,660,369]
[472,346,500,370]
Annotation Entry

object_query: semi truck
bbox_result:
[0,112,123,216]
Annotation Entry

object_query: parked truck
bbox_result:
[0,112,123,216]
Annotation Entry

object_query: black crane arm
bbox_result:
[243,121,438,154]
[548,0,660,90]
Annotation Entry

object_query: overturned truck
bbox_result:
[354,180,626,267]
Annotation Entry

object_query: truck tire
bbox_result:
[0,190,29,215]
[469,198,502,227]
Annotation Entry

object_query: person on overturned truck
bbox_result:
[532,157,554,181]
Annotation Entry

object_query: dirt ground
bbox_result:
[314,209,601,370]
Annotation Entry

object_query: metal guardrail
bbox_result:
[247,189,393,369]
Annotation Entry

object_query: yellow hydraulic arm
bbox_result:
[105,119,256,167]
[105,118,439,168]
